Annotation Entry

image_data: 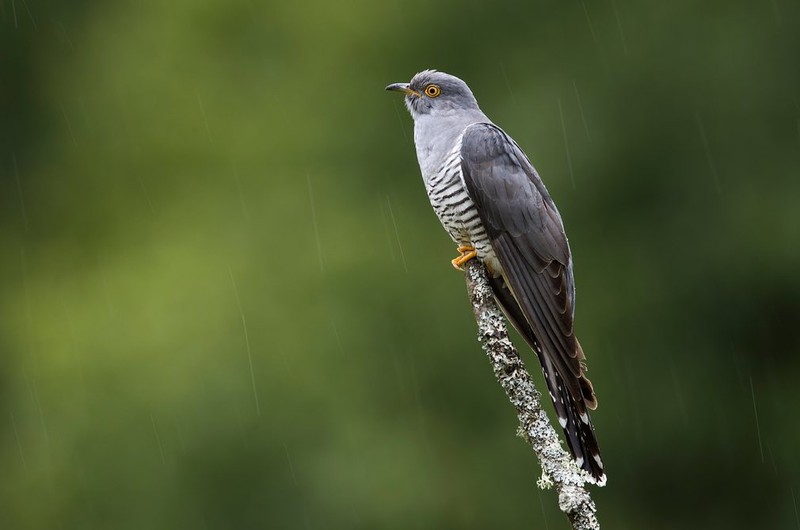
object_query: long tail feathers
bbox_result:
[488,275,606,486]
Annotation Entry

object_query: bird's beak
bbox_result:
[385,82,420,97]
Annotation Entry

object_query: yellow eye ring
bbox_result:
[424,84,441,98]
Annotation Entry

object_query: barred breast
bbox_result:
[424,135,502,276]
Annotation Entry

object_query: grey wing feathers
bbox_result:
[460,122,604,483]
[459,123,583,390]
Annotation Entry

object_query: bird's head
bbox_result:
[386,70,480,119]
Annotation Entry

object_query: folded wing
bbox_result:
[461,123,604,483]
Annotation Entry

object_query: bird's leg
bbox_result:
[451,245,478,270]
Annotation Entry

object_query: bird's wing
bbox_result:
[460,123,593,406]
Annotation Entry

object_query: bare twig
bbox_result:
[463,259,600,530]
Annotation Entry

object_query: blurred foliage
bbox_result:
[2,0,800,528]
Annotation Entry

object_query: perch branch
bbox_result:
[463,259,600,530]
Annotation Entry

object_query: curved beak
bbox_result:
[385,82,420,97]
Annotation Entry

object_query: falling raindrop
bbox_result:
[557,99,575,189]
[385,195,408,272]
[229,267,260,416]
[749,376,764,463]
[306,174,325,272]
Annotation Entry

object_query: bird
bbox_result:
[386,70,605,485]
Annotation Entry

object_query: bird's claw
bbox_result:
[451,245,477,270]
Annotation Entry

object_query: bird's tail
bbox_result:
[488,276,606,486]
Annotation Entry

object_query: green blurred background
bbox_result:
[2,0,799,528]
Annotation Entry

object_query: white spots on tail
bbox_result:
[580,412,590,425]
[559,416,568,429]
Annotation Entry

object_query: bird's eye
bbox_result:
[424,84,442,98]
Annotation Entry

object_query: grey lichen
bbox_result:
[463,260,601,530]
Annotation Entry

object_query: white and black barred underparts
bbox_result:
[424,135,498,272]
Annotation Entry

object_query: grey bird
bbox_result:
[386,70,605,485]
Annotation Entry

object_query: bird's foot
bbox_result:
[451,245,477,271]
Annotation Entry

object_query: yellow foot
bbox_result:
[451,245,477,271]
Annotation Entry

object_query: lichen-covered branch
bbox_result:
[463,260,600,530]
